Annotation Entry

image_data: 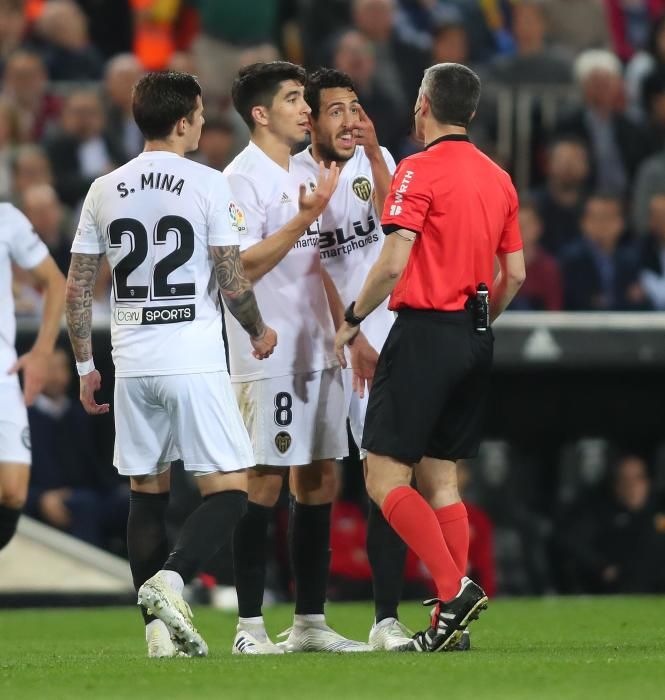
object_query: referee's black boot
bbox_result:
[399,577,488,652]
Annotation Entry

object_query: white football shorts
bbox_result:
[0,379,31,465]
[234,367,348,467]
[114,371,255,476]
[342,367,369,461]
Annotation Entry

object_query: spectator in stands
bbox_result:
[191,0,283,106]
[641,67,665,152]
[560,193,647,310]
[103,54,144,161]
[11,144,53,203]
[488,0,573,86]
[351,0,429,108]
[430,11,470,66]
[638,193,665,309]
[191,114,235,172]
[541,0,610,57]
[624,13,665,122]
[28,0,104,81]
[557,454,665,593]
[0,0,27,74]
[43,89,124,207]
[0,97,21,200]
[74,0,133,60]
[556,49,651,197]
[532,138,590,254]
[25,347,128,550]
[510,199,563,311]
[333,29,409,155]
[1,50,61,141]
[21,184,71,275]
[298,0,352,67]
[605,0,665,62]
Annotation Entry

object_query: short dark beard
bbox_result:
[313,139,354,165]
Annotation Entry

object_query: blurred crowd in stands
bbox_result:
[7,0,665,598]
[7,1,665,313]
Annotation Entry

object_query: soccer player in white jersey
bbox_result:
[224,61,374,654]
[0,205,65,556]
[65,72,277,659]
[294,67,417,651]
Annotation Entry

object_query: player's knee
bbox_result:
[0,488,27,510]
[291,461,337,502]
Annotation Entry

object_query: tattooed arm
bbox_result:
[65,252,103,361]
[65,252,109,414]
[210,244,277,360]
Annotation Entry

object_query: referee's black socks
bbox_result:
[233,501,274,619]
[367,498,407,623]
[127,490,170,624]
[290,501,332,615]
[0,504,22,551]
[163,489,247,584]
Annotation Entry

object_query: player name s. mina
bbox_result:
[117,172,185,198]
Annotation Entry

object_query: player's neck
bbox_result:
[143,140,186,157]
[424,123,468,146]
[250,131,292,171]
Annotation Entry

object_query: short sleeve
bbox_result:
[497,182,523,254]
[207,171,241,247]
[225,171,266,252]
[71,180,105,255]
[7,205,49,270]
[380,157,432,235]
[380,146,397,175]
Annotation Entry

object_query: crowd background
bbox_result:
[5,0,665,600]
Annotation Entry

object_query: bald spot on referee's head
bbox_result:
[420,63,481,129]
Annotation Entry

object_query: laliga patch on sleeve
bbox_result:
[228,202,247,234]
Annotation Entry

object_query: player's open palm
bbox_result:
[251,326,277,360]
[79,369,110,415]
[298,160,340,220]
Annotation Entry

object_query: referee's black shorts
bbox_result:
[361,308,494,464]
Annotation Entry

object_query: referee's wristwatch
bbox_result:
[344,301,365,326]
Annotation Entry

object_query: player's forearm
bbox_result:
[367,151,392,219]
[32,264,66,356]
[65,253,103,362]
[320,266,345,330]
[354,260,400,319]
[489,270,523,323]
[240,212,314,283]
[212,245,266,338]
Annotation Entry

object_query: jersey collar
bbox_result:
[425,134,470,150]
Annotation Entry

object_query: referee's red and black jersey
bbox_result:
[381,134,522,312]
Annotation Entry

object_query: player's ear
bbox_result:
[251,105,269,128]
[175,116,188,137]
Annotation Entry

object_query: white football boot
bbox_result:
[368,618,414,651]
[277,621,372,653]
[146,619,178,658]
[232,623,285,655]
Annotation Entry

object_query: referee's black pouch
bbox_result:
[467,283,489,333]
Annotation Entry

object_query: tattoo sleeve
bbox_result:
[211,245,266,338]
[65,253,104,362]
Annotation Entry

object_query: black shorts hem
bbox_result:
[361,443,422,466]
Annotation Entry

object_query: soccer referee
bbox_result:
[335,63,525,652]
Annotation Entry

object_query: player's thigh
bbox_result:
[427,333,494,462]
[163,372,254,475]
[0,462,30,508]
[130,468,171,494]
[246,466,285,507]
[290,459,337,504]
[114,377,177,478]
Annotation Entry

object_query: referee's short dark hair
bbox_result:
[421,62,480,128]
[305,68,357,119]
[132,71,201,140]
[232,61,307,131]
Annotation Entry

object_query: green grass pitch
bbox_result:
[1,597,664,699]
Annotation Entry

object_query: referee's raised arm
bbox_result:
[336,62,525,653]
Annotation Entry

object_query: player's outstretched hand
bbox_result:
[348,331,379,399]
[8,349,49,406]
[251,326,277,360]
[298,160,340,221]
[79,370,110,415]
[349,105,380,156]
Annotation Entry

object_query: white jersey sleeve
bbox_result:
[224,171,266,250]
[8,206,49,270]
[72,180,105,255]
[208,170,243,247]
